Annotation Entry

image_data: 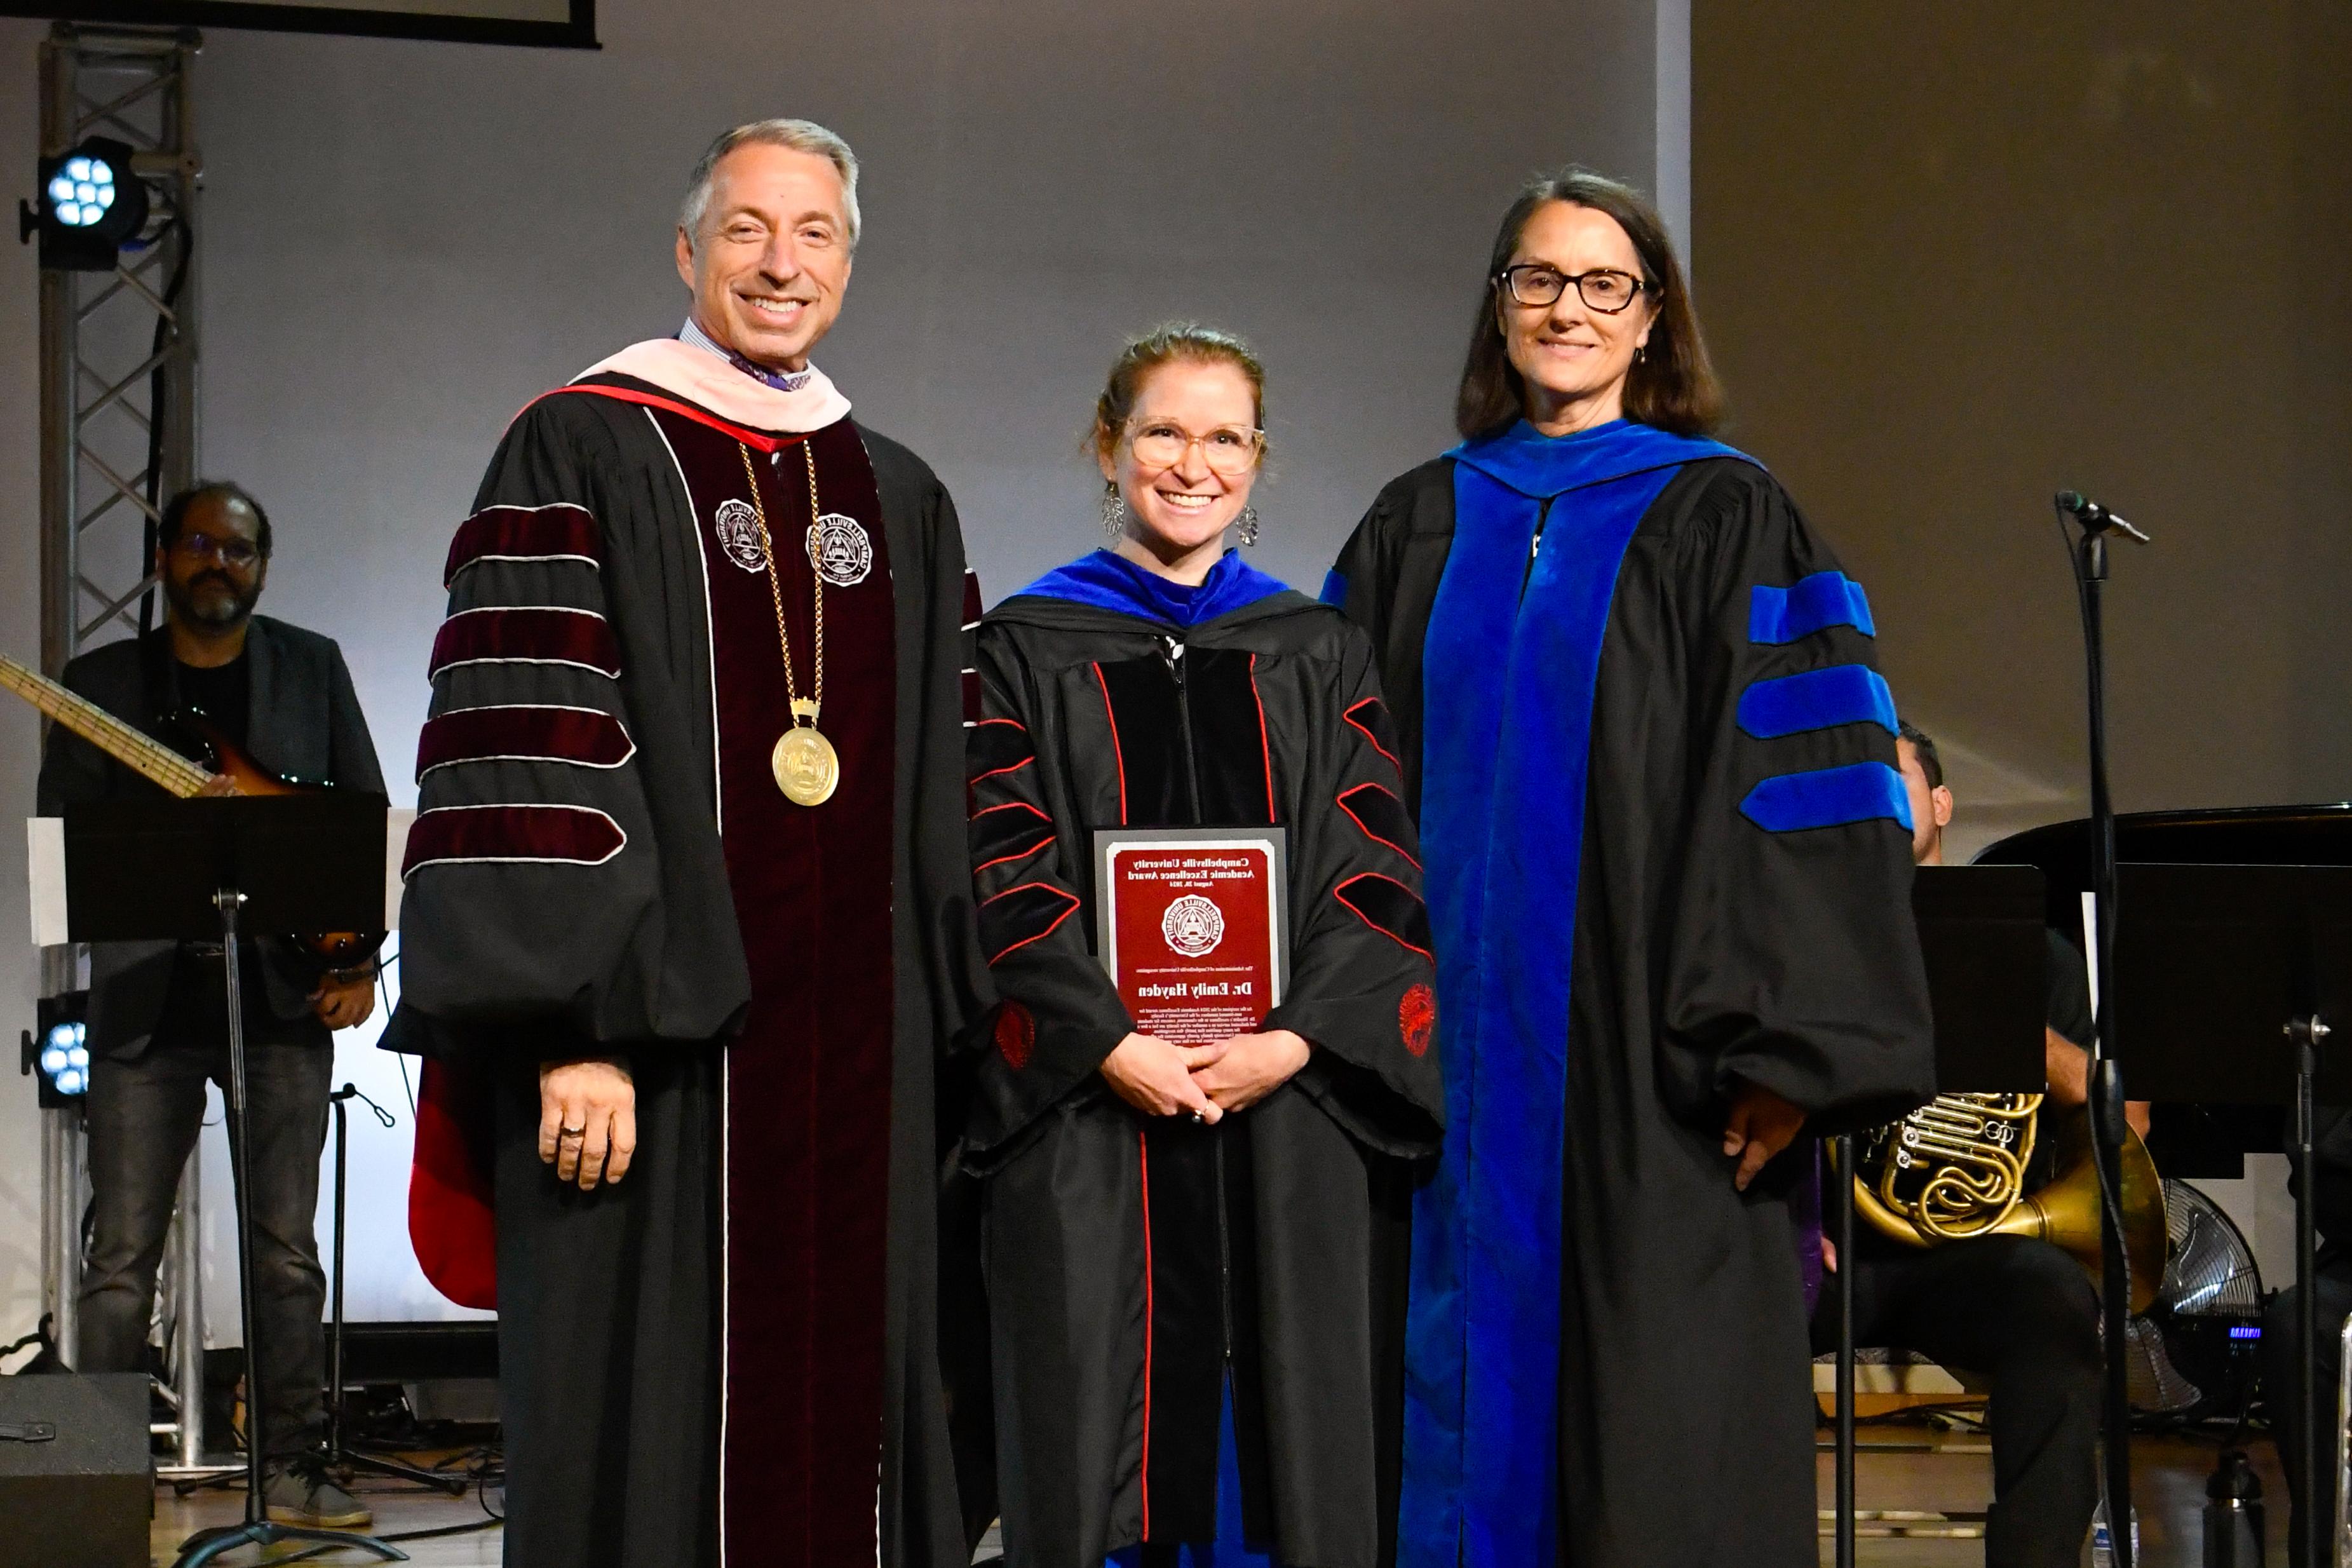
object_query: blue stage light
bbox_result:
[24,138,145,270]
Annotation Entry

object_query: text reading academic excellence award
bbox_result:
[1095,828,1287,1043]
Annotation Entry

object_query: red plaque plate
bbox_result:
[1095,828,1288,1044]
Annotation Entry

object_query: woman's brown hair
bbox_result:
[1088,323,1269,464]
[1453,167,1724,441]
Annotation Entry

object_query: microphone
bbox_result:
[2055,490,2152,544]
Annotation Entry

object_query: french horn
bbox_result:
[1842,1092,2167,1314]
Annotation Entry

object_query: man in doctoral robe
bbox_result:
[386,118,987,1568]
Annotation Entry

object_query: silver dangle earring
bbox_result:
[1100,481,1128,542]
[1237,506,1260,547]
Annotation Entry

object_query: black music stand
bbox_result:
[1829,865,2049,1568]
[59,793,405,1567]
[2107,861,2352,1568]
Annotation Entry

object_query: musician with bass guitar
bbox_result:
[30,481,385,1531]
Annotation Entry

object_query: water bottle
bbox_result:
[2092,1498,2140,1567]
[2202,1447,2266,1567]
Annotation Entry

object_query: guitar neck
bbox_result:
[0,654,210,797]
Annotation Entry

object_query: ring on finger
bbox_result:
[559,1125,587,1139]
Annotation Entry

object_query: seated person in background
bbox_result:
[2261,1105,2352,1562]
[1811,720,2142,1568]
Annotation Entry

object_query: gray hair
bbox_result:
[680,118,862,249]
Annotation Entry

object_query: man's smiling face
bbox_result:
[675,142,853,372]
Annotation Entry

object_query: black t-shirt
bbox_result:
[173,653,250,751]
[2044,928,2094,1051]
[158,652,283,1042]
[2024,928,2096,1191]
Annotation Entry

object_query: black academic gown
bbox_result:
[1329,432,1936,1568]
[387,357,987,1568]
[960,557,1443,1568]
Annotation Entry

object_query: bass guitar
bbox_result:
[1,652,385,971]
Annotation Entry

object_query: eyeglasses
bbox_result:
[169,534,262,569]
[1495,264,1650,315]
[1126,419,1264,478]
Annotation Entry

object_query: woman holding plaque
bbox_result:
[961,324,1443,1568]
[1325,170,1936,1568]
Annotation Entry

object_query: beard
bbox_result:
[165,569,260,630]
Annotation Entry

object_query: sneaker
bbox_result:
[262,1456,375,1529]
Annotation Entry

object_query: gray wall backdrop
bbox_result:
[0,2,1684,1339]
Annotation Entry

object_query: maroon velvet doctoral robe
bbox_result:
[649,405,898,1564]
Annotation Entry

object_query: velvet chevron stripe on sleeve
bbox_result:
[414,705,635,779]
[978,881,1083,964]
[1738,761,1913,833]
[1734,665,1898,740]
[1336,782,1421,867]
[1342,695,1402,772]
[1747,570,1876,644]
[443,503,603,585]
[400,802,626,875]
[971,802,1057,876]
[1334,872,1433,959]
[428,607,622,680]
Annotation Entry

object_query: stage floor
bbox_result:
[1815,1428,2288,1564]
[142,1432,2287,1565]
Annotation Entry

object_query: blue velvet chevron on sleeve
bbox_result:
[1748,570,1875,644]
[1738,761,1913,833]
[1735,665,1898,740]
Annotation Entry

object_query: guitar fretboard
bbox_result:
[0,654,210,797]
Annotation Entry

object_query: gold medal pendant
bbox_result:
[773,724,840,806]
[738,444,843,808]
[773,696,839,805]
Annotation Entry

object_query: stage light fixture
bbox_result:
[22,992,91,1109]
[18,136,149,272]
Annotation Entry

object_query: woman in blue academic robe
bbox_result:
[1327,169,1936,1568]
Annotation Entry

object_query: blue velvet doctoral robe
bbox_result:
[1327,420,1935,1568]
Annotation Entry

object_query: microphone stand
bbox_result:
[2057,490,2149,1568]
[326,1082,468,1495]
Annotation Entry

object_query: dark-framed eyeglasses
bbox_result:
[168,534,262,569]
[1494,264,1650,314]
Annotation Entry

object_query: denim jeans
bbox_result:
[78,955,332,1459]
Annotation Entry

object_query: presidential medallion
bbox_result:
[772,724,841,806]
[804,512,873,586]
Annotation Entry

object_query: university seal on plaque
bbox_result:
[1161,894,1226,958]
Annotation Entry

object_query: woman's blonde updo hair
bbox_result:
[1088,323,1269,464]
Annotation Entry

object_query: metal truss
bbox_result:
[34,21,222,1476]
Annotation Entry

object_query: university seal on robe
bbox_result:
[806,513,874,586]
[713,497,768,573]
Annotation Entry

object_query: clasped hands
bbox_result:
[1099,1029,1309,1124]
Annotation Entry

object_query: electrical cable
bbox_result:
[133,214,193,639]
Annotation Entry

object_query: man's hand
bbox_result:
[1722,1079,1806,1193]
[1186,1029,1311,1114]
[308,971,375,1031]
[539,1057,636,1190]
[1100,1032,1222,1123]
[196,773,241,797]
